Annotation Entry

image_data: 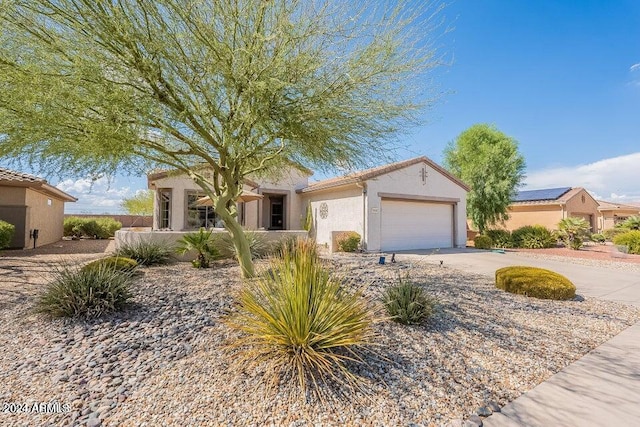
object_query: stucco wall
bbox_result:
[564,190,599,231]
[301,186,364,248]
[599,209,640,231]
[365,162,468,251]
[0,186,26,205]
[501,205,563,231]
[25,188,65,247]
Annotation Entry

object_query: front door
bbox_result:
[269,196,285,230]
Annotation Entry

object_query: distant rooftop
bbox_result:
[514,187,572,203]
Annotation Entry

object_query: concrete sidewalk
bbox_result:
[394,249,640,426]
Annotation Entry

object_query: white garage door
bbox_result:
[380,200,453,251]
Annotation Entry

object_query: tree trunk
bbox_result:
[214,193,255,278]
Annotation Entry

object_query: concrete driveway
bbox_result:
[395,248,640,307]
[393,248,640,426]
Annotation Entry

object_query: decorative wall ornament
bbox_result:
[319,202,329,219]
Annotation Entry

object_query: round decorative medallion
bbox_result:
[319,202,329,219]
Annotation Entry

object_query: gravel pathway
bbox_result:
[1,253,638,427]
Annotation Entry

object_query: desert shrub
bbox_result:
[219,231,269,260]
[64,217,122,239]
[383,274,435,325]
[82,256,138,273]
[337,231,361,252]
[176,228,221,268]
[511,225,555,249]
[495,266,576,300]
[271,236,318,259]
[226,240,379,399]
[0,220,15,249]
[603,227,626,241]
[613,230,640,255]
[557,217,590,250]
[473,235,492,249]
[63,216,85,237]
[618,215,640,230]
[37,264,133,318]
[590,233,606,244]
[94,218,122,238]
[484,229,512,248]
[115,239,174,265]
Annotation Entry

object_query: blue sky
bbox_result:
[54,0,640,213]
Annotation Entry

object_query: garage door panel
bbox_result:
[381,201,452,251]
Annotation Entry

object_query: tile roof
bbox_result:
[0,167,45,183]
[596,200,640,211]
[0,167,76,202]
[298,156,470,193]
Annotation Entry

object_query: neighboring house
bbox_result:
[500,187,599,232]
[146,156,469,252]
[0,168,77,249]
[597,200,640,231]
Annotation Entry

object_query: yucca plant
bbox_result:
[37,263,134,318]
[383,274,435,325]
[176,228,221,268]
[219,231,269,260]
[226,240,380,400]
[271,236,318,259]
[115,239,174,265]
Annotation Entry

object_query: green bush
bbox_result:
[474,235,493,249]
[226,239,379,399]
[219,231,269,260]
[63,216,122,239]
[613,230,640,255]
[484,229,512,248]
[337,231,361,252]
[590,233,606,244]
[383,274,435,325]
[82,256,138,273]
[495,266,576,300]
[511,225,555,249]
[176,228,221,268]
[618,215,640,230]
[115,239,174,265]
[0,220,15,250]
[63,217,85,237]
[603,227,626,241]
[37,264,133,318]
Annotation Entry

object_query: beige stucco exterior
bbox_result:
[500,188,599,232]
[598,205,640,231]
[0,185,73,248]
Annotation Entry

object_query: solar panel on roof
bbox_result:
[513,187,572,202]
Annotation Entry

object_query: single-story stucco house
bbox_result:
[141,156,469,252]
[0,167,77,248]
[597,200,640,231]
[499,187,599,232]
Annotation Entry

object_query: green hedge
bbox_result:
[337,231,361,252]
[511,225,555,249]
[613,230,640,255]
[0,220,16,249]
[484,229,512,248]
[495,266,576,300]
[63,217,122,239]
[82,256,138,273]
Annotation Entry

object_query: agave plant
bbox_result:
[226,238,380,400]
[176,228,221,268]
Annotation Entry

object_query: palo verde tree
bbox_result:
[0,0,445,277]
[444,124,526,234]
[121,190,154,216]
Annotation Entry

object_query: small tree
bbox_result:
[444,124,526,234]
[557,217,590,250]
[121,190,154,217]
[0,0,446,277]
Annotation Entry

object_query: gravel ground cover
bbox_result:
[1,252,639,427]
[509,246,640,273]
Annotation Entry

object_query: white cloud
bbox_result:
[524,152,640,203]
[630,63,640,72]
[56,176,134,213]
